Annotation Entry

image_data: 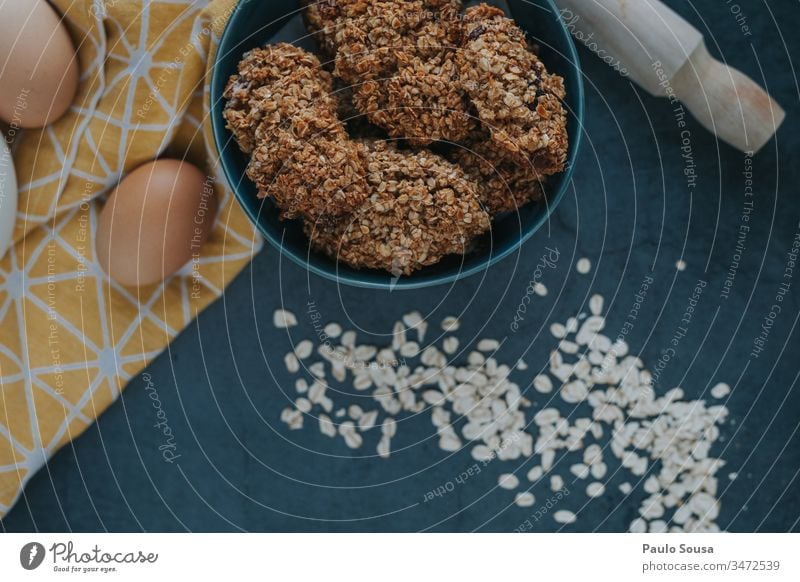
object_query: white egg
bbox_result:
[0,135,17,261]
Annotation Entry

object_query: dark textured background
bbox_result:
[3,0,799,532]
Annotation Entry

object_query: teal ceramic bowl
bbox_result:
[211,0,584,290]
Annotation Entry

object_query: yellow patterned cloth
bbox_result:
[0,0,259,516]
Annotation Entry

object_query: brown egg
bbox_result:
[0,0,79,128]
[96,160,217,287]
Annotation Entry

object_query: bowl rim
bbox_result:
[211,0,584,291]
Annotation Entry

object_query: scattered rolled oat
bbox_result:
[550,323,567,339]
[570,463,590,480]
[477,338,500,352]
[284,352,300,374]
[339,421,363,449]
[676,259,687,271]
[400,341,421,358]
[711,382,731,399]
[295,340,313,359]
[319,414,337,437]
[591,463,607,480]
[527,466,543,482]
[359,410,379,431]
[629,518,647,533]
[324,322,343,339]
[576,258,591,275]
[341,330,357,348]
[589,294,603,316]
[559,340,579,354]
[441,316,461,332]
[273,309,298,328]
[533,374,553,394]
[273,294,731,532]
[402,311,425,326]
[515,492,536,507]
[281,407,303,430]
[442,337,459,355]
[377,435,391,458]
[382,418,397,438]
[499,473,520,490]
[553,510,577,524]
[586,482,605,498]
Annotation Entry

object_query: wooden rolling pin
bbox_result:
[553,0,785,152]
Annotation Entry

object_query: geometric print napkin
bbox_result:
[0,0,260,517]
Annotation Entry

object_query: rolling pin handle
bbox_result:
[671,42,785,153]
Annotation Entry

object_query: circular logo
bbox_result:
[19,542,46,570]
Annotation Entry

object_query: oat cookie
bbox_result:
[225,43,369,222]
[305,0,473,145]
[451,130,547,215]
[306,142,490,275]
[224,4,570,274]
[223,44,336,154]
[457,4,568,176]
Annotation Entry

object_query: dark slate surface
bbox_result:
[3,0,799,532]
